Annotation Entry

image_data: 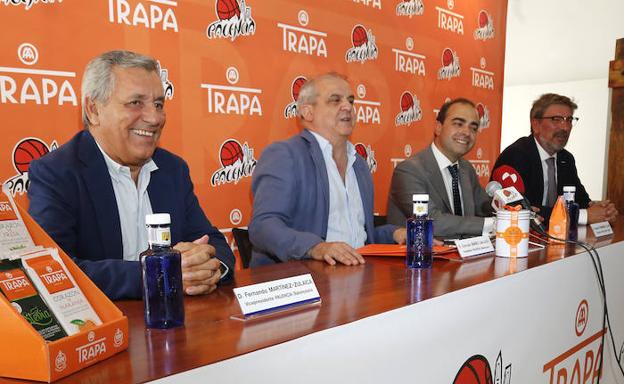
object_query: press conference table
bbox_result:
[4,218,624,383]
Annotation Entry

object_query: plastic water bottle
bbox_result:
[406,194,434,268]
[140,213,185,329]
[563,186,579,241]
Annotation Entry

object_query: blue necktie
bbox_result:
[448,164,463,216]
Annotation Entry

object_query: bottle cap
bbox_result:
[412,194,429,202]
[563,186,576,192]
[146,213,171,225]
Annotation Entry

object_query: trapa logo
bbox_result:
[471,57,495,90]
[353,0,381,10]
[278,10,328,58]
[108,0,179,32]
[436,0,464,35]
[392,37,426,76]
[354,84,381,125]
[200,67,262,116]
[0,43,77,106]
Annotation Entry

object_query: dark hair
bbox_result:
[436,98,476,123]
[530,93,578,119]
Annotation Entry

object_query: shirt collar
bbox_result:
[95,141,158,180]
[533,137,557,162]
[431,142,457,171]
[309,131,356,164]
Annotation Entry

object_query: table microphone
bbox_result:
[485,181,546,233]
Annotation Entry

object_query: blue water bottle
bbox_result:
[141,213,185,329]
[406,194,434,268]
[563,186,579,241]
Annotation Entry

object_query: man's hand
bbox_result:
[393,228,407,244]
[587,200,619,224]
[307,242,365,266]
[174,235,221,295]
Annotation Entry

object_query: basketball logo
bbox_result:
[211,139,257,186]
[478,11,489,28]
[13,138,50,174]
[442,48,454,66]
[216,0,240,20]
[355,143,368,160]
[352,25,368,47]
[476,103,485,119]
[291,77,307,101]
[453,355,493,384]
[400,92,414,112]
[219,140,244,166]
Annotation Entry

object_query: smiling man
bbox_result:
[249,72,406,267]
[387,98,494,238]
[492,93,617,224]
[28,50,234,300]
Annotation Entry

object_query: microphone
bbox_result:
[492,165,525,194]
[485,180,502,197]
[486,181,546,233]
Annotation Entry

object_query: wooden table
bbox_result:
[2,218,623,383]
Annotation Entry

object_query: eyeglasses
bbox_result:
[537,116,579,126]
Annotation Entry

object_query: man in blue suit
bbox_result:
[249,73,406,267]
[28,51,234,300]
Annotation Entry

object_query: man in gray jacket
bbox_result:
[387,98,494,238]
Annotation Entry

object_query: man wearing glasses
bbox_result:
[492,93,617,223]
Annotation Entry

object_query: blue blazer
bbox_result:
[249,130,397,266]
[28,130,235,300]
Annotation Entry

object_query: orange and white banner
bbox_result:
[0,0,507,264]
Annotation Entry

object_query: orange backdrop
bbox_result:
[0,0,507,268]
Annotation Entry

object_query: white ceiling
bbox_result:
[504,0,624,86]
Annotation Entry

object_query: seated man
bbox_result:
[28,50,235,300]
[492,93,618,224]
[387,98,494,239]
[249,73,406,267]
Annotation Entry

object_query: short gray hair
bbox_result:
[81,50,160,128]
[296,72,348,118]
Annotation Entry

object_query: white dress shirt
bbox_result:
[431,143,495,236]
[310,132,367,248]
[534,138,587,224]
[97,143,157,261]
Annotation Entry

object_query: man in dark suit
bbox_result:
[28,50,234,300]
[249,73,405,267]
[492,93,617,224]
[387,98,493,238]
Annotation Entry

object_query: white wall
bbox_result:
[503,0,624,199]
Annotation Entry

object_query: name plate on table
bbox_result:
[455,236,494,258]
[590,222,613,238]
[233,274,321,318]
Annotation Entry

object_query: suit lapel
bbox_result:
[77,131,123,260]
[423,147,453,212]
[302,130,329,238]
[147,151,175,225]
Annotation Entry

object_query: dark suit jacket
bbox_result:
[492,135,590,221]
[249,130,397,266]
[28,130,235,300]
[387,146,492,238]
